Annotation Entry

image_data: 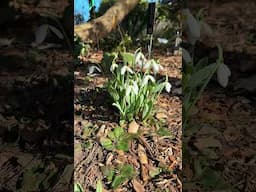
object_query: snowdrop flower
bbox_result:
[125,86,132,97]
[121,65,134,75]
[151,60,164,75]
[142,75,155,87]
[132,81,139,95]
[135,51,147,68]
[157,38,169,44]
[87,65,101,76]
[110,63,118,72]
[126,81,139,97]
[143,60,151,70]
[182,8,201,45]
[217,63,231,88]
[182,48,193,63]
[165,82,172,93]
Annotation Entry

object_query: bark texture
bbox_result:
[74,0,140,42]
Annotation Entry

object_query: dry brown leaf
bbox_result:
[194,136,222,151]
[138,144,148,165]
[128,120,139,134]
[197,125,220,136]
[223,127,241,142]
[155,112,168,120]
[141,164,149,182]
[199,111,227,122]
[96,124,106,138]
[132,179,145,192]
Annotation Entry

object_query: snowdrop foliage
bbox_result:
[182,9,231,123]
[107,50,171,123]
[182,48,192,63]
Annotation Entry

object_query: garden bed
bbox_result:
[74,51,182,191]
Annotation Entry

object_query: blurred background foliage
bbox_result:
[74,0,182,52]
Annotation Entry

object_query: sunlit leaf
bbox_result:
[96,180,103,192]
[74,183,83,192]
[100,137,114,151]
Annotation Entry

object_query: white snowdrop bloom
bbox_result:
[165,82,172,93]
[182,48,193,63]
[217,63,231,88]
[143,60,151,70]
[87,65,101,76]
[121,65,134,75]
[132,81,139,95]
[142,75,156,87]
[125,85,132,97]
[157,38,169,44]
[151,60,163,74]
[182,9,201,45]
[110,63,118,72]
[135,51,147,68]
[125,81,139,97]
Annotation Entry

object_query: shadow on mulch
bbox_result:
[75,88,119,123]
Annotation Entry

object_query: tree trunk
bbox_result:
[74,0,140,42]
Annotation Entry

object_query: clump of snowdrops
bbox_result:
[107,49,171,124]
[182,8,231,125]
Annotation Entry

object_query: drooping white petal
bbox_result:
[165,82,172,93]
[182,48,193,63]
[87,65,101,76]
[135,51,147,68]
[142,75,156,86]
[217,63,231,88]
[125,86,132,97]
[132,81,139,95]
[143,60,151,70]
[182,9,201,44]
[121,66,134,75]
[110,63,118,72]
[151,60,163,74]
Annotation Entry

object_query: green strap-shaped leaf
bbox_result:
[188,63,216,88]
[96,180,103,192]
